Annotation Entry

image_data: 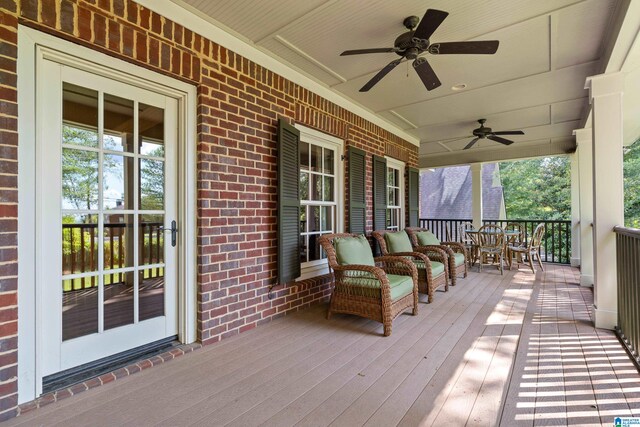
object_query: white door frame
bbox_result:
[17,26,197,403]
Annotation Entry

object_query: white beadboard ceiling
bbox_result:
[173,0,625,167]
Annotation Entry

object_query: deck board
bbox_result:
[9,264,640,427]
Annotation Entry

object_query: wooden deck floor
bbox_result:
[9,264,640,426]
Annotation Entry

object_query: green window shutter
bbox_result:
[372,155,387,232]
[348,147,366,234]
[277,118,300,284]
[408,167,420,227]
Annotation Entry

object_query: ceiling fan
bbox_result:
[464,119,525,150]
[341,9,499,92]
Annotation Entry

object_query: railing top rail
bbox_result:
[419,218,571,224]
[62,222,163,229]
[614,226,640,239]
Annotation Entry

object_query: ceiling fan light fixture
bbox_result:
[451,83,467,91]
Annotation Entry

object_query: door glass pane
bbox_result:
[62,148,99,210]
[63,83,98,148]
[103,214,134,270]
[103,94,134,152]
[139,103,165,156]
[63,275,99,341]
[139,269,164,321]
[104,270,134,330]
[62,214,98,276]
[139,215,164,267]
[104,154,134,210]
[140,158,164,210]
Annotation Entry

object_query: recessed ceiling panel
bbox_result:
[395,61,599,130]
[555,0,618,69]
[329,15,550,112]
[180,0,328,42]
[552,98,588,124]
[418,105,550,143]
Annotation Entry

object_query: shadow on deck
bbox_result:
[8,264,639,426]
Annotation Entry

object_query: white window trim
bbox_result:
[17,26,197,403]
[295,125,344,280]
[386,157,406,231]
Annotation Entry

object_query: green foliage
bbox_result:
[624,139,640,228]
[499,156,571,220]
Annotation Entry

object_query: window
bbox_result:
[386,157,405,231]
[297,125,344,279]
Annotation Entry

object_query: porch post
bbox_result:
[570,152,581,267]
[471,163,483,229]
[574,128,593,285]
[586,72,625,330]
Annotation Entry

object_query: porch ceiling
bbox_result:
[172,0,628,167]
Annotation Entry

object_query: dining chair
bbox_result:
[477,224,505,274]
[508,223,546,273]
[504,222,525,265]
[458,222,478,266]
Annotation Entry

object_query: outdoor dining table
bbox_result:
[465,229,522,267]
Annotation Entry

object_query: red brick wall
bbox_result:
[0,0,19,420]
[0,0,418,417]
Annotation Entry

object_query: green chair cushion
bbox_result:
[413,260,445,277]
[387,274,414,300]
[453,253,465,267]
[384,230,413,253]
[334,235,375,266]
[415,231,441,246]
[341,273,413,301]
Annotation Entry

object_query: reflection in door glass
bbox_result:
[139,158,164,210]
[62,148,99,210]
[63,276,99,341]
[104,271,134,330]
[103,214,134,270]
[62,83,98,148]
[139,269,164,321]
[139,103,164,156]
[103,94,134,152]
[104,154,134,210]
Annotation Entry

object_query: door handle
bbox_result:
[159,220,178,247]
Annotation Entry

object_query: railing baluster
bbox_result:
[80,225,86,289]
[110,225,115,286]
[156,225,161,278]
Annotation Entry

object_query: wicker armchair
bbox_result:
[508,223,546,273]
[405,227,468,286]
[477,224,505,274]
[318,233,418,336]
[372,230,448,303]
[504,222,525,266]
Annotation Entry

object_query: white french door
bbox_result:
[38,60,178,375]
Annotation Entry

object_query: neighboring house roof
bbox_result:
[420,164,505,220]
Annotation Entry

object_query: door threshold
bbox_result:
[42,336,179,394]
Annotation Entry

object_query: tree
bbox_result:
[499,156,571,220]
[62,125,101,211]
[624,139,640,228]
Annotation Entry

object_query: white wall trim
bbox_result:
[385,156,406,230]
[295,124,344,280]
[138,0,419,147]
[17,26,197,403]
